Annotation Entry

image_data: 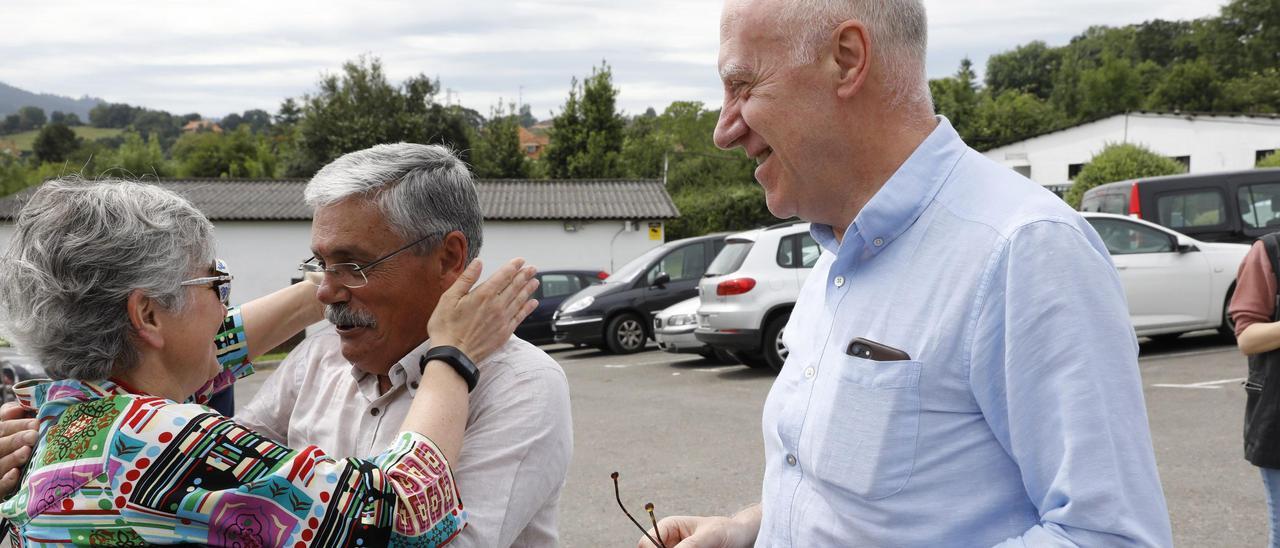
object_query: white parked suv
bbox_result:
[695,221,819,371]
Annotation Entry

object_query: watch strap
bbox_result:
[420,345,480,393]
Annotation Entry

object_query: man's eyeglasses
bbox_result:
[612,472,668,548]
[180,258,233,306]
[298,231,442,289]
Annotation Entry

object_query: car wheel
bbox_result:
[762,313,790,372]
[605,313,647,354]
[1220,287,1237,340]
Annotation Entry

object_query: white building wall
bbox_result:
[0,218,665,307]
[984,114,1280,187]
[212,221,315,305]
[478,220,664,274]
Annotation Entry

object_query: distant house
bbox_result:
[984,111,1280,194]
[182,120,223,134]
[0,178,679,304]
[518,126,550,159]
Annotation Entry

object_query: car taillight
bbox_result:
[717,278,756,296]
[1128,182,1141,218]
[597,271,609,279]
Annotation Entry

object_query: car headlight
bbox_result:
[666,314,696,327]
[562,296,595,315]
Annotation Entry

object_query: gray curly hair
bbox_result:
[0,178,215,380]
[304,143,484,262]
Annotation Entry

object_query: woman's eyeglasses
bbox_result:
[180,258,233,306]
[612,471,668,548]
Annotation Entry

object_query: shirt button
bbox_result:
[804,366,816,379]
[834,276,846,288]
[370,408,381,417]
[786,454,798,466]
[873,238,884,247]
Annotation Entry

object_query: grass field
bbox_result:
[3,126,124,151]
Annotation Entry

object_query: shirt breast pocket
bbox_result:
[811,356,922,500]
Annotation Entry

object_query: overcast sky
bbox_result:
[2,0,1230,121]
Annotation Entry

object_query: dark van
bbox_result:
[551,233,728,354]
[1080,168,1280,243]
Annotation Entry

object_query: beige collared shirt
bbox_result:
[237,326,573,547]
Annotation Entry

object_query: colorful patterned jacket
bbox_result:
[0,309,465,546]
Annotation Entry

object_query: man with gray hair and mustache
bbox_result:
[0,143,572,546]
[242,143,573,547]
[640,0,1171,546]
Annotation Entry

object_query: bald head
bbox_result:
[723,0,930,107]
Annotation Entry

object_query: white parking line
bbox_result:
[1139,347,1237,362]
[1151,377,1246,390]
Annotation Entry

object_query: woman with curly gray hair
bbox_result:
[0,178,540,546]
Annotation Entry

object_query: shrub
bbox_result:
[1064,143,1186,208]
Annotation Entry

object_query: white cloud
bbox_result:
[0,0,1228,118]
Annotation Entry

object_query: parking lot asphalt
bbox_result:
[233,334,1264,547]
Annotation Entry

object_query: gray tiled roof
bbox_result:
[0,178,680,221]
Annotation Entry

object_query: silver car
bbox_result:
[696,221,819,372]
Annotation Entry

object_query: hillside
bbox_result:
[0,82,103,120]
[1,126,123,152]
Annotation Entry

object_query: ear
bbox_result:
[832,20,871,99]
[127,290,165,350]
[435,231,470,287]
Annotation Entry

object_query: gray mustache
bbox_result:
[326,303,377,329]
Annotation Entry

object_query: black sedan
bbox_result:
[516,270,608,345]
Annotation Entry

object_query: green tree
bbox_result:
[1259,152,1280,168]
[471,103,529,178]
[1145,60,1221,112]
[518,104,537,128]
[100,132,171,177]
[543,61,625,178]
[172,128,278,178]
[1076,55,1160,119]
[0,155,31,196]
[32,123,79,163]
[89,103,143,128]
[16,106,46,131]
[291,55,471,176]
[1064,143,1187,207]
[969,90,1061,150]
[1218,0,1280,75]
[1218,69,1280,113]
[984,41,1061,99]
[930,58,982,140]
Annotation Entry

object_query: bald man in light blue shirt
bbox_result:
[642,0,1172,546]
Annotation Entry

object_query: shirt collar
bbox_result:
[811,116,966,257]
[347,338,434,394]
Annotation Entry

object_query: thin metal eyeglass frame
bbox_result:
[298,231,442,289]
[611,471,667,548]
[180,258,232,306]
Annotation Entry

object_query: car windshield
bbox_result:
[705,240,754,276]
[605,245,670,284]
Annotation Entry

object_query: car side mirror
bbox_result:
[1175,235,1199,254]
[652,272,671,287]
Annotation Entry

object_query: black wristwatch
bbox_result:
[420,345,480,393]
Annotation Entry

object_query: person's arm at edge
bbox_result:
[641,504,761,548]
[1232,242,1280,356]
[975,221,1171,547]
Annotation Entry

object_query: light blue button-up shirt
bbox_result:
[758,118,1172,547]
